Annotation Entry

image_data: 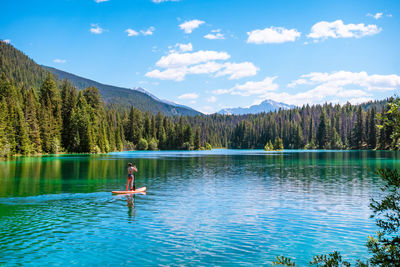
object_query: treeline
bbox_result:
[0,70,398,157]
[0,73,122,155]
[182,99,392,150]
[221,102,389,150]
[0,73,210,156]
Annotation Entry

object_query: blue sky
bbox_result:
[1,0,400,113]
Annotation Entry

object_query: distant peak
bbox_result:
[218,99,294,115]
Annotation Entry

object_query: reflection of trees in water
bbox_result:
[259,151,400,196]
[0,151,399,197]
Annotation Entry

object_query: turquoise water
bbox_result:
[0,149,399,266]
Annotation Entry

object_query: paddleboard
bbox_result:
[112,187,147,194]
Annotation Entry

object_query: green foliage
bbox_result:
[148,138,158,151]
[316,111,331,149]
[272,168,400,267]
[273,137,284,150]
[137,138,148,150]
[366,107,377,149]
[378,97,400,150]
[367,168,400,265]
[272,256,297,266]
[305,140,317,149]
[23,87,42,153]
[0,41,48,89]
[349,106,364,149]
[205,143,212,150]
[264,140,273,151]
[194,127,201,150]
[61,79,77,151]
[39,73,62,153]
[70,92,93,153]
[182,141,191,150]
[310,251,350,267]
[46,66,200,116]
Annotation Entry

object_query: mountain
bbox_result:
[44,66,201,116]
[0,41,200,116]
[218,99,295,115]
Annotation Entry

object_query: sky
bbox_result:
[1,0,400,114]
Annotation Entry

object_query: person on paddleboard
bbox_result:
[127,162,138,191]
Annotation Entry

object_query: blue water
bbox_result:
[0,149,399,265]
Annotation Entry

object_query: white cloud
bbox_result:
[178,93,199,99]
[140,26,155,36]
[289,71,400,92]
[172,43,193,52]
[212,71,400,106]
[125,28,139,36]
[156,50,230,68]
[207,96,217,103]
[214,76,279,96]
[188,61,224,74]
[247,26,301,44]
[259,88,372,107]
[53,59,66,63]
[204,33,225,40]
[268,71,400,106]
[146,49,258,81]
[145,68,188,81]
[215,62,259,80]
[307,20,381,41]
[367,12,383,20]
[1,39,10,44]
[94,0,109,3]
[126,27,155,37]
[90,24,105,34]
[179,19,205,34]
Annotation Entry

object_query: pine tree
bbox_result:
[60,80,77,151]
[316,111,330,149]
[71,92,93,153]
[39,73,62,153]
[0,99,11,156]
[194,127,201,150]
[22,88,41,153]
[367,107,377,149]
[183,124,193,145]
[350,106,364,149]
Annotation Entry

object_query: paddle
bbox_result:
[133,162,137,191]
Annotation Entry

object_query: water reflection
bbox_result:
[1,150,400,265]
[0,150,399,197]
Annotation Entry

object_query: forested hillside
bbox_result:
[44,66,200,116]
[0,40,398,156]
[0,41,200,116]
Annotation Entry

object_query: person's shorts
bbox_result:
[128,174,134,179]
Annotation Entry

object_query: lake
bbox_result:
[1,149,399,266]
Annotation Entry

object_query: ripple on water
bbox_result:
[1,150,395,265]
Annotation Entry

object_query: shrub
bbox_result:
[137,138,148,150]
[148,138,158,151]
[205,143,212,150]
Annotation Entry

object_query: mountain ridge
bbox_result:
[44,66,201,116]
[0,41,200,116]
[218,99,295,115]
